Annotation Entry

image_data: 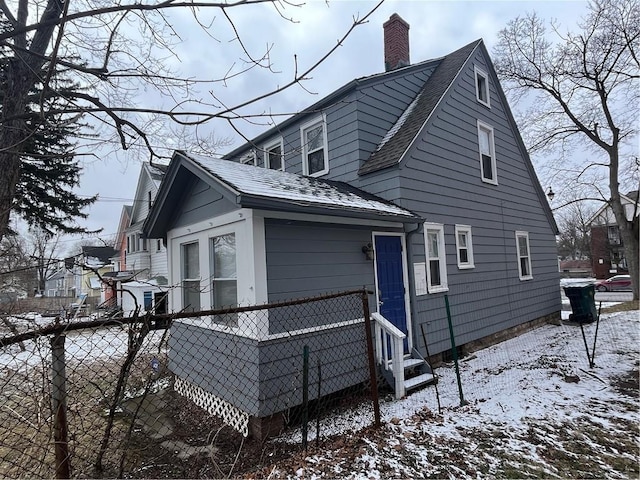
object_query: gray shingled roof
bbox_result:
[185,153,420,221]
[359,40,481,175]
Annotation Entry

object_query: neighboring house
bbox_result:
[110,162,169,315]
[66,246,117,305]
[45,268,66,297]
[588,191,639,278]
[144,15,560,437]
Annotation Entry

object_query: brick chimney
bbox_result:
[383,13,410,72]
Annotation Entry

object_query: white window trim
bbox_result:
[424,223,449,293]
[454,224,475,269]
[515,231,533,281]
[474,65,490,108]
[477,120,498,185]
[168,209,269,339]
[240,150,257,166]
[264,138,285,171]
[300,114,329,177]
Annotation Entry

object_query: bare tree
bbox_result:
[494,0,640,299]
[0,0,383,241]
[26,227,61,295]
[556,201,595,261]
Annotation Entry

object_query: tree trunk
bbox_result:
[608,148,639,300]
[0,58,38,241]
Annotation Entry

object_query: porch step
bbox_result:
[389,357,425,370]
[404,373,435,391]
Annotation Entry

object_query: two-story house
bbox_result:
[144,15,561,437]
[110,162,169,315]
[589,190,638,278]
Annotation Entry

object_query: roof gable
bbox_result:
[129,162,168,224]
[359,40,481,175]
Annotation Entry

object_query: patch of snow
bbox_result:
[374,92,423,153]
[185,153,417,219]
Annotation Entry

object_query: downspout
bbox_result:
[404,221,424,350]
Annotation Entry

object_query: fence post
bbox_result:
[361,289,381,428]
[302,345,309,451]
[51,333,70,479]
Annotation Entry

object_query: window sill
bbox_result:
[481,177,498,186]
[518,276,533,281]
[428,286,449,294]
[458,264,475,270]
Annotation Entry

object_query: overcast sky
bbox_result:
[71,0,590,247]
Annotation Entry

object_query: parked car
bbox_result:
[594,275,632,292]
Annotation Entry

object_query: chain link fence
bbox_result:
[0,289,380,478]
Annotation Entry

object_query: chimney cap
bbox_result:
[383,13,410,29]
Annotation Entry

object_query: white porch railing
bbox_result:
[371,312,406,399]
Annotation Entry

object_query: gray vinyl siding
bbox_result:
[257,323,367,416]
[264,220,378,302]
[169,314,367,418]
[226,66,435,185]
[172,178,237,229]
[394,47,560,355]
[169,321,261,414]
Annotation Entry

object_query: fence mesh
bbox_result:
[0,289,378,478]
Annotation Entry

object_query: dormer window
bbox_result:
[300,115,328,177]
[264,139,285,171]
[241,150,257,166]
[474,65,490,108]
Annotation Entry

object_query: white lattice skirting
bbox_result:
[174,376,249,437]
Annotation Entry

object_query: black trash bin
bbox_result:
[563,284,598,323]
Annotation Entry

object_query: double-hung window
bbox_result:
[474,65,490,107]
[264,139,284,171]
[515,231,533,280]
[477,120,497,184]
[424,223,448,293]
[301,116,328,177]
[455,225,474,269]
[210,233,238,326]
[181,241,200,312]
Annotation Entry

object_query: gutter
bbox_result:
[403,221,424,346]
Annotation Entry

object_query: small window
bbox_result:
[140,237,147,252]
[181,241,200,312]
[455,225,475,269]
[126,236,131,254]
[241,150,257,166]
[477,120,497,184]
[474,65,490,107]
[301,116,328,177]
[143,291,153,310]
[156,239,162,252]
[607,226,621,245]
[147,191,152,209]
[424,223,448,293]
[264,139,285,171]
[210,233,238,326]
[515,231,532,280]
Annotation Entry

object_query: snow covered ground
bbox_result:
[268,309,639,479]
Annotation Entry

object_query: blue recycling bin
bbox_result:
[563,284,598,323]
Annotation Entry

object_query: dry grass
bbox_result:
[600,300,639,313]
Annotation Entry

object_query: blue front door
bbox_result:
[374,235,409,352]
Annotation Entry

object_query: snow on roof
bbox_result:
[184,153,419,220]
[375,90,423,152]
